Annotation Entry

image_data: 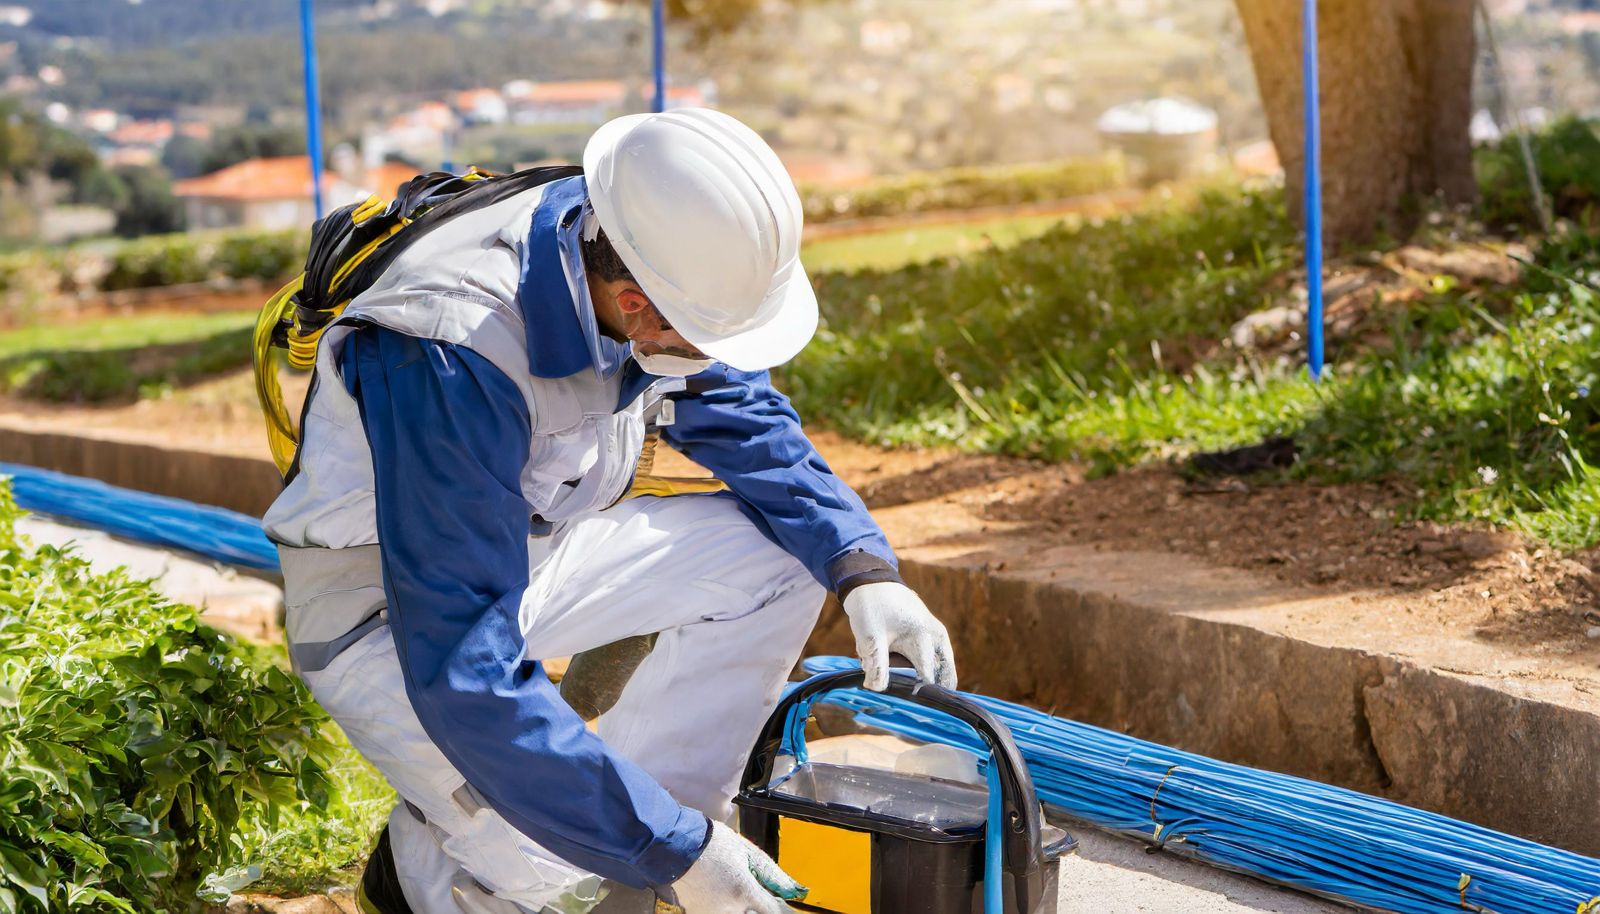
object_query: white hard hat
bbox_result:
[583,107,817,372]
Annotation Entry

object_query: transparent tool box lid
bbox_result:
[768,761,1069,849]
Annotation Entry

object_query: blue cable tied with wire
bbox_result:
[0,462,280,571]
[796,656,1600,914]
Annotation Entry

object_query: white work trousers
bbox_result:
[296,494,826,913]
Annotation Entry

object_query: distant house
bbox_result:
[453,87,508,125]
[649,84,708,112]
[104,118,175,167]
[379,101,459,160]
[510,80,627,125]
[173,155,423,231]
[81,108,119,133]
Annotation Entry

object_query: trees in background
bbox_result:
[1234,0,1477,246]
[198,124,306,175]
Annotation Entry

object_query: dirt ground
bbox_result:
[847,441,1600,656]
[5,355,1598,660]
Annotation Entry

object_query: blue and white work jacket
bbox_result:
[262,175,900,890]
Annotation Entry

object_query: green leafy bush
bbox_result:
[1476,116,1600,229]
[0,482,333,912]
[211,231,304,284]
[801,155,1128,224]
[0,327,254,403]
[101,236,212,291]
[0,228,304,320]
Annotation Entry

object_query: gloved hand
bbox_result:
[841,581,958,692]
[669,821,805,913]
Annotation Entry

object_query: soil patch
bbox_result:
[837,446,1600,657]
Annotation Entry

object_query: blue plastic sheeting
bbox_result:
[796,656,1600,914]
[1,463,279,571]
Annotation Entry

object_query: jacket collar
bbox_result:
[518,175,630,380]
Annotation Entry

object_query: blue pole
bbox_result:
[299,0,325,220]
[651,0,666,113]
[1302,0,1324,380]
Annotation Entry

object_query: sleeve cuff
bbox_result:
[828,549,904,601]
[633,806,711,889]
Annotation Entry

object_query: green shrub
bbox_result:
[0,482,333,912]
[0,326,255,403]
[801,155,1128,224]
[1476,116,1600,229]
[101,236,212,291]
[212,231,304,284]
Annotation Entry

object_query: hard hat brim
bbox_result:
[583,112,819,372]
[677,260,819,372]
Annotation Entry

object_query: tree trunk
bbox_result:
[1234,0,1477,247]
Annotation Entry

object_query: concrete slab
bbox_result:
[17,515,282,641]
[1058,830,1345,914]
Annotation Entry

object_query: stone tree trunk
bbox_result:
[1234,0,1477,247]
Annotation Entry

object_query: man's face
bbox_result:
[615,286,709,360]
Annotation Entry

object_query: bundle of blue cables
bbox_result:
[798,656,1600,914]
[0,462,280,571]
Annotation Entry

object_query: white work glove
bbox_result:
[842,581,958,692]
[669,821,806,913]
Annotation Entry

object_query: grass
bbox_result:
[783,180,1297,450]
[0,310,257,403]
[0,310,254,360]
[781,132,1600,550]
[801,212,1080,273]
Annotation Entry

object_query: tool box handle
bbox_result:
[740,669,1047,914]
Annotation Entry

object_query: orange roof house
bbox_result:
[525,80,627,105]
[173,156,345,231]
[174,156,434,231]
[174,155,337,202]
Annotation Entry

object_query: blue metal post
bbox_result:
[1303,0,1324,380]
[299,0,325,220]
[652,0,666,113]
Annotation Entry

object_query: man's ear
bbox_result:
[615,285,651,316]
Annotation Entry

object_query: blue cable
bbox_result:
[0,463,279,572]
[798,657,1600,914]
[1303,0,1324,380]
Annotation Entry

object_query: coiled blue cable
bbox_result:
[799,657,1600,914]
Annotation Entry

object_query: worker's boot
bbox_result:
[355,825,416,914]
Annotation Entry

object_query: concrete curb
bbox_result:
[4,426,1595,854]
[805,552,1600,855]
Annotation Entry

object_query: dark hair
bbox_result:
[580,224,636,284]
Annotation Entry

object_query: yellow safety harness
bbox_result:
[253,163,726,501]
[253,165,581,477]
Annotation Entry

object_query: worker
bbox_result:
[262,108,957,914]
